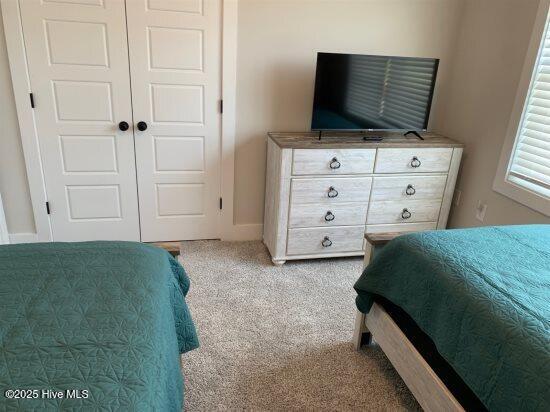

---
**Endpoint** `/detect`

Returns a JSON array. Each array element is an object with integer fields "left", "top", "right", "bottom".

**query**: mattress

[
  {"left": 355, "top": 225, "right": 550, "bottom": 411},
  {"left": 0, "top": 241, "right": 198, "bottom": 410}
]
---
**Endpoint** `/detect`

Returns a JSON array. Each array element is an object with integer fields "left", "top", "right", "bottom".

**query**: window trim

[{"left": 493, "top": 0, "right": 550, "bottom": 217}]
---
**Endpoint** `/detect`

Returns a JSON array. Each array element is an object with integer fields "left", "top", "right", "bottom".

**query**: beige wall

[
  {"left": 234, "top": 0, "right": 463, "bottom": 224},
  {"left": 436, "top": 0, "right": 549, "bottom": 227},
  {"left": 0, "top": 6, "right": 35, "bottom": 234},
  {"left": 1, "top": 0, "right": 547, "bottom": 236}
]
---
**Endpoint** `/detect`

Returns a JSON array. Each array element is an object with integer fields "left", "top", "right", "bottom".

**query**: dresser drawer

[
  {"left": 289, "top": 202, "right": 368, "bottom": 228},
  {"left": 287, "top": 225, "right": 365, "bottom": 256},
  {"left": 292, "top": 149, "right": 376, "bottom": 175},
  {"left": 370, "top": 175, "right": 447, "bottom": 201},
  {"left": 290, "top": 177, "right": 372, "bottom": 204},
  {"left": 375, "top": 148, "right": 453, "bottom": 173},
  {"left": 367, "top": 200, "right": 441, "bottom": 224}
]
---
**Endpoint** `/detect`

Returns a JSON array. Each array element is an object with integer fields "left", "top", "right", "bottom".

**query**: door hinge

[
  {"left": 30, "top": 93, "right": 35, "bottom": 108},
  {"left": 45, "top": 201, "right": 51, "bottom": 215},
  {"left": 219, "top": 197, "right": 223, "bottom": 210},
  {"left": 219, "top": 99, "right": 223, "bottom": 114}
]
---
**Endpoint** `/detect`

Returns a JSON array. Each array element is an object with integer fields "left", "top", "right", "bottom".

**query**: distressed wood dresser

[{"left": 263, "top": 131, "right": 464, "bottom": 265}]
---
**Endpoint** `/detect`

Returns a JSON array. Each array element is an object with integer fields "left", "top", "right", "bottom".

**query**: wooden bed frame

[{"left": 353, "top": 233, "right": 464, "bottom": 412}]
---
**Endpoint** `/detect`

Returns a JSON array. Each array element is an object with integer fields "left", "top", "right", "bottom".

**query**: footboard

[{"left": 359, "top": 304, "right": 463, "bottom": 412}]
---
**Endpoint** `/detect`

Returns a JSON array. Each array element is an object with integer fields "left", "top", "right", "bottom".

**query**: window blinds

[
  {"left": 346, "top": 55, "right": 387, "bottom": 125},
  {"left": 344, "top": 55, "right": 436, "bottom": 130},
  {"left": 508, "top": 13, "right": 550, "bottom": 198},
  {"left": 382, "top": 57, "right": 436, "bottom": 129}
]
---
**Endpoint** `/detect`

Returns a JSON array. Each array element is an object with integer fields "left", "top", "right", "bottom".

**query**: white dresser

[{"left": 263, "top": 132, "right": 463, "bottom": 265}]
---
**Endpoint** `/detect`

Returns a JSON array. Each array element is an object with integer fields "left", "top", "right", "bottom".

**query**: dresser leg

[{"left": 272, "top": 258, "right": 286, "bottom": 266}]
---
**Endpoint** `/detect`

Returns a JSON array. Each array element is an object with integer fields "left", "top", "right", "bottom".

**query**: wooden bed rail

[{"left": 358, "top": 304, "right": 464, "bottom": 412}]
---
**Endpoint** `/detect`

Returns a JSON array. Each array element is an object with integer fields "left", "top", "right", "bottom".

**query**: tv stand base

[{"left": 404, "top": 130, "right": 424, "bottom": 140}]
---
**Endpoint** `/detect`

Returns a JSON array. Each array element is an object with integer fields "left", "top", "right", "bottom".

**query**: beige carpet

[{"left": 178, "top": 240, "right": 420, "bottom": 411}]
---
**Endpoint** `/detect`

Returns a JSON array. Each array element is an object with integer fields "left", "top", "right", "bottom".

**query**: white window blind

[
  {"left": 383, "top": 57, "right": 437, "bottom": 129},
  {"left": 345, "top": 55, "right": 387, "bottom": 126},
  {"left": 344, "top": 55, "right": 436, "bottom": 130},
  {"left": 508, "top": 11, "right": 550, "bottom": 198}
]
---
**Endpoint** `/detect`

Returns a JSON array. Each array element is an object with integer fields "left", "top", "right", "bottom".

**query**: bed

[
  {"left": 353, "top": 225, "right": 550, "bottom": 411},
  {"left": 0, "top": 241, "right": 198, "bottom": 410}
]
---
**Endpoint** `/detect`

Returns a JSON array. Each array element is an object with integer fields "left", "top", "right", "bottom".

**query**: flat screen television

[{"left": 311, "top": 52, "right": 439, "bottom": 131}]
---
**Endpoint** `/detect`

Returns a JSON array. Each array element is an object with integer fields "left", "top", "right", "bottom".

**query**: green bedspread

[
  {"left": 0, "top": 241, "right": 198, "bottom": 411},
  {"left": 354, "top": 225, "right": 550, "bottom": 411}
]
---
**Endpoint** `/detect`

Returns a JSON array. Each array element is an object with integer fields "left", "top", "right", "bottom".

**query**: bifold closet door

[
  {"left": 126, "top": 0, "right": 222, "bottom": 242},
  {"left": 18, "top": 0, "right": 140, "bottom": 241}
]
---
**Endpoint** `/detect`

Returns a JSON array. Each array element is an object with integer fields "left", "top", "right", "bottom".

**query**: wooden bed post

[
  {"left": 353, "top": 309, "right": 371, "bottom": 350},
  {"left": 353, "top": 232, "right": 404, "bottom": 350},
  {"left": 353, "top": 235, "right": 377, "bottom": 350}
]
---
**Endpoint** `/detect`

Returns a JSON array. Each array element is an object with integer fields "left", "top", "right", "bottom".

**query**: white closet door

[
  {"left": 19, "top": 0, "right": 140, "bottom": 241},
  {"left": 126, "top": 0, "right": 222, "bottom": 242}
]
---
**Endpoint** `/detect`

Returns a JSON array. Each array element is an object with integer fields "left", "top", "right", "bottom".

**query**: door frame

[{"left": 1, "top": 0, "right": 238, "bottom": 242}]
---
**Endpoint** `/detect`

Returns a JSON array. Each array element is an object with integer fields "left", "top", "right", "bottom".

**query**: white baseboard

[
  {"left": 8, "top": 233, "right": 40, "bottom": 244},
  {"left": 222, "top": 224, "right": 263, "bottom": 241},
  {"left": 8, "top": 226, "right": 263, "bottom": 244}
]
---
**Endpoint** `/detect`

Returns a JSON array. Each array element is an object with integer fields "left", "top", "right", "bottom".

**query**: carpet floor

[{"left": 178, "top": 240, "right": 420, "bottom": 411}]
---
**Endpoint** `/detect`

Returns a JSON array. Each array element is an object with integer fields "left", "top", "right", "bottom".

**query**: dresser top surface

[{"left": 268, "top": 131, "right": 464, "bottom": 149}]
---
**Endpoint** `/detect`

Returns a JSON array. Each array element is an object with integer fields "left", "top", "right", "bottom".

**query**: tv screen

[{"left": 311, "top": 53, "right": 439, "bottom": 131}]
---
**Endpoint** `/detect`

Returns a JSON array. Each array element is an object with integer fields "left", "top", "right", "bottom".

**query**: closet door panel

[
  {"left": 127, "top": 0, "right": 222, "bottom": 241},
  {"left": 19, "top": 0, "right": 140, "bottom": 241}
]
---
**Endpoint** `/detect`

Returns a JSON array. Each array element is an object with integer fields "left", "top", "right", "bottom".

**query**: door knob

[
  {"left": 137, "top": 121, "right": 148, "bottom": 131},
  {"left": 118, "top": 121, "right": 129, "bottom": 131}
]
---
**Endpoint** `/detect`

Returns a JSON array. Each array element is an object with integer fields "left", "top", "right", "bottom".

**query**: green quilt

[
  {"left": 0, "top": 241, "right": 198, "bottom": 411},
  {"left": 354, "top": 225, "right": 550, "bottom": 411}
]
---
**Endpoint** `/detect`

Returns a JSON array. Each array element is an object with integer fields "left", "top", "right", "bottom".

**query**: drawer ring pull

[
  {"left": 405, "top": 184, "right": 416, "bottom": 196},
  {"left": 410, "top": 156, "right": 422, "bottom": 168},
  {"left": 401, "top": 208, "right": 412, "bottom": 220},
  {"left": 325, "top": 211, "right": 335, "bottom": 222},
  {"left": 327, "top": 186, "right": 339, "bottom": 198},
  {"left": 329, "top": 157, "right": 341, "bottom": 169},
  {"left": 321, "top": 236, "right": 333, "bottom": 247}
]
